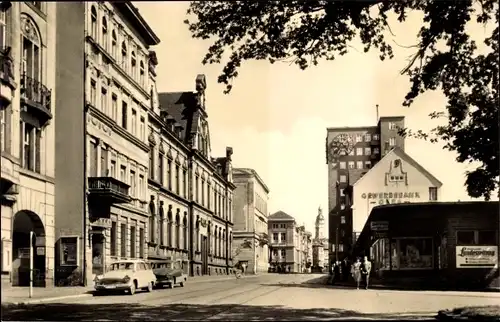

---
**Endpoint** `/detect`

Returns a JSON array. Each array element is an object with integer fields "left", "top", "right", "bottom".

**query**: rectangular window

[
  {"left": 139, "top": 228, "right": 145, "bottom": 258},
  {"left": 121, "top": 102, "right": 128, "bottom": 129},
  {"left": 374, "top": 147, "right": 380, "bottom": 154},
  {"left": 428, "top": 187, "right": 437, "bottom": 201},
  {"left": 111, "top": 94, "right": 118, "bottom": 121},
  {"left": 273, "top": 233, "right": 278, "bottom": 241},
  {"left": 175, "top": 164, "right": 180, "bottom": 195},
  {"left": 348, "top": 161, "right": 355, "bottom": 169},
  {"left": 201, "top": 179, "right": 205, "bottom": 205},
  {"left": 110, "top": 160, "right": 116, "bottom": 178},
  {"left": 120, "top": 223, "right": 127, "bottom": 257},
  {"left": 100, "top": 146, "right": 108, "bottom": 176},
  {"left": 389, "top": 137, "right": 396, "bottom": 146},
  {"left": 340, "top": 189, "right": 345, "bottom": 196},
  {"left": 340, "top": 216, "right": 346, "bottom": 224},
  {"left": 339, "top": 175, "right": 347, "bottom": 183},
  {"left": 355, "top": 135, "right": 362, "bottom": 143},
  {"left": 281, "top": 249, "right": 286, "bottom": 257},
  {"left": 110, "top": 221, "right": 117, "bottom": 256},
  {"left": 1, "top": 107, "right": 8, "bottom": 152},
  {"left": 0, "top": 10, "right": 5, "bottom": 50},
  {"left": 140, "top": 116, "right": 145, "bottom": 141},
  {"left": 130, "top": 226, "right": 136, "bottom": 258},
  {"left": 139, "top": 174, "right": 144, "bottom": 199},
  {"left": 478, "top": 231, "right": 496, "bottom": 245},
  {"left": 457, "top": 231, "right": 475, "bottom": 245},
  {"left": 120, "top": 165, "right": 126, "bottom": 183},
  {"left": 131, "top": 109, "right": 137, "bottom": 135},
  {"left": 373, "top": 134, "right": 379, "bottom": 141},
  {"left": 129, "top": 170, "right": 136, "bottom": 197},
  {"left": 90, "top": 80, "right": 97, "bottom": 106},
  {"left": 183, "top": 168, "right": 187, "bottom": 197},
  {"left": 101, "top": 87, "right": 108, "bottom": 113},
  {"left": 281, "top": 233, "right": 286, "bottom": 242},
  {"left": 167, "top": 159, "right": 172, "bottom": 190},
  {"left": 339, "top": 162, "right": 346, "bottom": 169},
  {"left": 89, "top": 140, "right": 98, "bottom": 177},
  {"left": 356, "top": 147, "right": 363, "bottom": 156},
  {"left": 364, "top": 147, "right": 371, "bottom": 155},
  {"left": 149, "top": 146, "right": 155, "bottom": 180},
  {"left": 158, "top": 153, "right": 164, "bottom": 185},
  {"left": 389, "top": 122, "right": 396, "bottom": 130},
  {"left": 356, "top": 161, "right": 363, "bottom": 169},
  {"left": 365, "top": 161, "right": 372, "bottom": 169},
  {"left": 195, "top": 175, "right": 199, "bottom": 202},
  {"left": 364, "top": 134, "right": 371, "bottom": 142}
]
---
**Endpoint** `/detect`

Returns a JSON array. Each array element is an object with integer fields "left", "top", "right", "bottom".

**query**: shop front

[{"left": 354, "top": 201, "right": 499, "bottom": 289}]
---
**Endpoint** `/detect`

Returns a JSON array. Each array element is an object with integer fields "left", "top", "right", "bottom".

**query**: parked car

[
  {"left": 94, "top": 259, "right": 156, "bottom": 295},
  {"left": 150, "top": 259, "right": 187, "bottom": 289}
]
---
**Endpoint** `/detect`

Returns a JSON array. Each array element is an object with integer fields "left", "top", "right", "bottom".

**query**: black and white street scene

[{"left": 0, "top": 1, "right": 499, "bottom": 321}]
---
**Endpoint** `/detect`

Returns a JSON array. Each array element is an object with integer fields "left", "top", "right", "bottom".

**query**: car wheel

[
  {"left": 146, "top": 281, "right": 153, "bottom": 292},
  {"left": 180, "top": 281, "right": 184, "bottom": 287},
  {"left": 129, "top": 281, "right": 136, "bottom": 295},
  {"left": 169, "top": 279, "right": 175, "bottom": 289}
]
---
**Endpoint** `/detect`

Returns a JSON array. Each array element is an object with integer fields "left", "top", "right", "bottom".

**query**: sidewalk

[{"left": 1, "top": 273, "right": 263, "bottom": 305}]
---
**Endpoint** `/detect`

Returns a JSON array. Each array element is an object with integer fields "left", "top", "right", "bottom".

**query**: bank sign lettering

[
  {"left": 456, "top": 246, "right": 498, "bottom": 268},
  {"left": 361, "top": 192, "right": 421, "bottom": 205}
]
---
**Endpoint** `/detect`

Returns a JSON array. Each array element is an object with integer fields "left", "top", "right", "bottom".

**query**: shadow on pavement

[
  {"left": 1, "top": 303, "right": 438, "bottom": 321},
  {"left": 261, "top": 276, "right": 500, "bottom": 293}
]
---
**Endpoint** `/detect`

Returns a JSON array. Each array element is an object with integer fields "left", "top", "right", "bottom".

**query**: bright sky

[{"left": 135, "top": 2, "right": 488, "bottom": 234}]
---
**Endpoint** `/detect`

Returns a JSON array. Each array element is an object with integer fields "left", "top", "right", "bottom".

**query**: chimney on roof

[{"left": 226, "top": 147, "right": 233, "bottom": 160}]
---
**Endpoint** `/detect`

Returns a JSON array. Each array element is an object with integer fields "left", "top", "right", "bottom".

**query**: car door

[{"left": 136, "top": 262, "right": 145, "bottom": 288}]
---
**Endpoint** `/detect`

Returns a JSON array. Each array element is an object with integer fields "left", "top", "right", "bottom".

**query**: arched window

[
  {"left": 183, "top": 213, "right": 188, "bottom": 250},
  {"left": 90, "top": 6, "right": 97, "bottom": 39},
  {"left": 167, "top": 211, "right": 173, "bottom": 247},
  {"left": 101, "top": 17, "right": 108, "bottom": 49},
  {"left": 139, "top": 61, "right": 145, "bottom": 86},
  {"left": 121, "top": 41, "right": 127, "bottom": 71},
  {"left": 175, "top": 213, "right": 180, "bottom": 249},
  {"left": 20, "top": 15, "right": 41, "bottom": 80},
  {"left": 131, "top": 51, "right": 137, "bottom": 79},
  {"left": 111, "top": 30, "right": 117, "bottom": 58}
]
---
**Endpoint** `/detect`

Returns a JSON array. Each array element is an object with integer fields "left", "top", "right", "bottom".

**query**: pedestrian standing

[
  {"left": 351, "top": 257, "right": 362, "bottom": 289},
  {"left": 361, "top": 256, "right": 372, "bottom": 290},
  {"left": 341, "top": 258, "right": 350, "bottom": 282}
]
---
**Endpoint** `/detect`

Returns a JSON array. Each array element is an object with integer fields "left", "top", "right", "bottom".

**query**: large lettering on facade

[{"left": 361, "top": 192, "right": 421, "bottom": 205}]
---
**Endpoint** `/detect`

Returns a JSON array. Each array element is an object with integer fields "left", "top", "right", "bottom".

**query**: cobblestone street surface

[{"left": 2, "top": 274, "right": 499, "bottom": 321}]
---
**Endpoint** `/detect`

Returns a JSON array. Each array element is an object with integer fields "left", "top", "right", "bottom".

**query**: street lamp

[{"left": 29, "top": 231, "right": 35, "bottom": 298}]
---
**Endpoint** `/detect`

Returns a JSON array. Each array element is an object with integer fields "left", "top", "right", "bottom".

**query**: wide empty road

[{"left": 2, "top": 274, "right": 499, "bottom": 321}]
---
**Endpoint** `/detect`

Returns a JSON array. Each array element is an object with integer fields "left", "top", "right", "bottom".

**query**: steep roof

[
  {"left": 353, "top": 146, "right": 443, "bottom": 187},
  {"left": 269, "top": 211, "right": 295, "bottom": 221},
  {"left": 157, "top": 91, "right": 199, "bottom": 145}
]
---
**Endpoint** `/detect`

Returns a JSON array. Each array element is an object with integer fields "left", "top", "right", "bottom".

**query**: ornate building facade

[
  {"left": 1, "top": 1, "right": 57, "bottom": 287},
  {"left": 154, "top": 75, "right": 235, "bottom": 277}
]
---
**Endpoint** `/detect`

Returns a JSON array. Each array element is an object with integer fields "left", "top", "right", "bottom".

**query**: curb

[{"left": 4, "top": 275, "right": 262, "bottom": 305}]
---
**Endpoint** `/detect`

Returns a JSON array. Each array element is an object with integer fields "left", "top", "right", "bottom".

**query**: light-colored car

[
  {"left": 150, "top": 259, "right": 188, "bottom": 289},
  {"left": 94, "top": 259, "right": 156, "bottom": 295}
]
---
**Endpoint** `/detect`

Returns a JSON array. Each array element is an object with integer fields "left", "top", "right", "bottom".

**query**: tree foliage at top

[{"left": 185, "top": 1, "right": 499, "bottom": 200}]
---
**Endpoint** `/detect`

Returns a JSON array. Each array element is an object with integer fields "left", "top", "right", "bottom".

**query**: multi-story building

[
  {"left": 232, "top": 168, "right": 270, "bottom": 274},
  {"left": 326, "top": 115, "right": 405, "bottom": 264},
  {"left": 312, "top": 207, "right": 328, "bottom": 272},
  {"left": 156, "top": 76, "right": 235, "bottom": 277},
  {"left": 1, "top": 1, "right": 57, "bottom": 287},
  {"left": 297, "top": 228, "right": 312, "bottom": 273},
  {"left": 52, "top": 2, "right": 161, "bottom": 286},
  {"left": 326, "top": 114, "right": 442, "bottom": 266},
  {"left": 268, "top": 211, "right": 308, "bottom": 273}
]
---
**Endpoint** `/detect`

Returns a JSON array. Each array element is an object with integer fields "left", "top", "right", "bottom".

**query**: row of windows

[
  {"left": 355, "top": 133, "right": 379, "bottom": 143},
  {"left": 89, "top": 5, "right": 149, "bottom": 90},
  {"left": 89, "top": 77, "right": 147, "bottom": 141},
  {"left": 272, "top": 249, "right": 287, "bottom": 257},
  {"left": 109, "top": 221, "right": 146, "bottom": 258},
  {"left": 255, "top": 193, "right": 268, "bottom": 215},
  {"left": 272, "top": 232, "right": 287, "bottom": 242},
  {"left": 339, "top": 160, "right": 373, "bottom": 172},
  {"left": 271, "top": 223, "right": 289, "bottom": 229},
  {"left": 456, "top": 230, "right": 496, "bottom": 246}
]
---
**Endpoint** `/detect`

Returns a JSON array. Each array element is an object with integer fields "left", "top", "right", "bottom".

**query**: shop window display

[{"left": 398, "top": 238, "right": 433, "bottom": 269}]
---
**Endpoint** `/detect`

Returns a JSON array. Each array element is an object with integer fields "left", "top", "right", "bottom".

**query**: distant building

[
  {"left": 312, "top": 207, "right": 329, "bottom": 271},
  {"left": 326, "top": 115, "right": 406, "bottom": 264},
  {"left": 268, "top": 211, "right": 309, "bottom": 273},
  {"left": 232, "top": 168, "right": 270, "bottom": 274}
]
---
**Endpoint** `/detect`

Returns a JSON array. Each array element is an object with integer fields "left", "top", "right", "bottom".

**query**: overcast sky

[{"left": 135, "top": 2, "right": 489, "bottom": 234}]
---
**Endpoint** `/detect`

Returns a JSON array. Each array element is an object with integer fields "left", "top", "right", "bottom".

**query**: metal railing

[
  {"left": 88, "top": 176, "right": 130, "bottom": 196},
  {"left": 20, "top": 73, "right": 52, "bottom": 111}
]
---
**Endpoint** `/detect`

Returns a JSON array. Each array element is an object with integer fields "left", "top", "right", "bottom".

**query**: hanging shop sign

[{"left": 455, "top": 246, "right": 498, "bottom": 268}]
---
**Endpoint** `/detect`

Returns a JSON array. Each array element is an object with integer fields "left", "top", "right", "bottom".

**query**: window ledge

[{"left": 19, "top": 167, "right": 54, "bottom": 184}]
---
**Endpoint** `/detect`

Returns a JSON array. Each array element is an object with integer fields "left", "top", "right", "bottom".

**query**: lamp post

[{"left": 29, "top": 231, "right": 35, "bottom": 298}]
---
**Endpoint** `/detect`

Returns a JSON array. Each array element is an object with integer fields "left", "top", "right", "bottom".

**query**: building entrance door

[
  {"left": 92, "top": 233, "right": 104, "bottom": 276},
  {"left": 201, "top": 236, "right": 208, "bottom": 275}
]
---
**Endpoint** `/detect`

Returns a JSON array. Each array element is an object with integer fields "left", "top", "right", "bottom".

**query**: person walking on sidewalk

[
  {"left": 361, "top": 256, "right": 372, "bottom": 290},
  {"left": 351, "top": 257, "right": 362, "bottom": 289}
]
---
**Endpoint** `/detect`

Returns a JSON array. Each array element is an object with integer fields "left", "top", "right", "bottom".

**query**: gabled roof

[
  {"left": 269, "top": 211, "right": 295, "bottom": 221},
  {"left": 353, "top": 146, "right": 443, "bottom": 188}
]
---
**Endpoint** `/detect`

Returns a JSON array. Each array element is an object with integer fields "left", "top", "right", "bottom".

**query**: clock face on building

[{"left": 327, "top": 133, "right": 354, "bottom": 163}]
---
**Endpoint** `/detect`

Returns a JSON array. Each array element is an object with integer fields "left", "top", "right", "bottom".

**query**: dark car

[{"left": 150, "top": 259, "right": 187, "bottom": 289}]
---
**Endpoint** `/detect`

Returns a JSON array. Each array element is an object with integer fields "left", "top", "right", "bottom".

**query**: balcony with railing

[
  {"left": 0, "top": 47, "right": 16, "bottom": 92},
  {"left": 20, "top": 73, "right": 52, "bottom": 126},
  {"left": 88, "top": 177, "right": 131, "bottom": 205}
]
